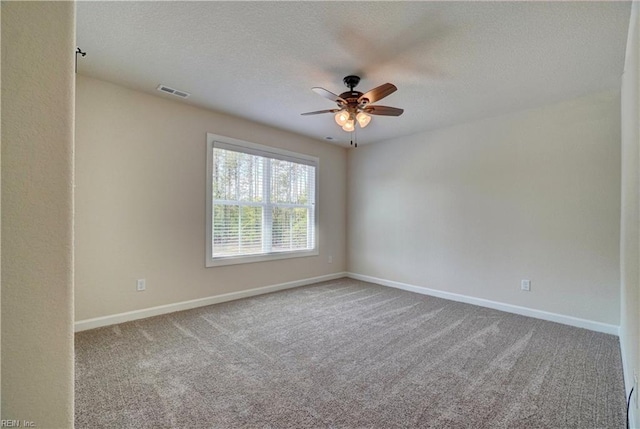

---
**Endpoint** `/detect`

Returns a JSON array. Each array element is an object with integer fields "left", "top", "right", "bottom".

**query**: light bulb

[
  {"left": 342, "top": 120, "right": 355, "bottom": 132},
  {"left": 334, "top": 111, "right": 349, "bottom": 126},
  {"left": 356, "top": 112, "right": 371, "bottom": 128}
]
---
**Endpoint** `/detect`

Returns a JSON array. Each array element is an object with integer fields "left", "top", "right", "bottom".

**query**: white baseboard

[
  {"left": 74, "top": 272, "right": 347, "bottom": 332},
  {"left": 346, "top": 272, "right": 620, "bottom": 336}
]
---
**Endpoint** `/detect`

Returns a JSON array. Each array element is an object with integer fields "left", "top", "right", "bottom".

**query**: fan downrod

[{"left": 343, "top": 75, "right": 361, "bottom": 91}]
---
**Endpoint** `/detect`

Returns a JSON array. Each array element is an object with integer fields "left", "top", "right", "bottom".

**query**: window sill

[{"left": 206, "top": 249, "right": 319, "bottom": 267}]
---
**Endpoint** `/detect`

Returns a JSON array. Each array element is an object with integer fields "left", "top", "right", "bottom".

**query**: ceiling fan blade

[
  {"left": 301, "top": 109, "right": 340, "bottom": 116},
  {"left": 312, "top": 87, "right": 346, "bottom": 104},
  {"left": 359, "top": 83, "right": 397, "bottom": 104},
  {"left": 363, "top": 105, "right": 404, "bottom": 116}
]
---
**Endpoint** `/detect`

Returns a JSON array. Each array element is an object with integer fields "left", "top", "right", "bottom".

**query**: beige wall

[
  {"left": 75, "top": 75, "right": 347, "bottom": 321},
  {"left": 1, "top": 0, "right": 3, "bottom": 409},
  {"left": 1, "top": 2, "right": 75, "bottom": 427},
  {"left": 620, "top": 2, "right": 640, "bottom": 426},
  {"left": 348, "top": 90, "right": 621, "bottom": 326}
]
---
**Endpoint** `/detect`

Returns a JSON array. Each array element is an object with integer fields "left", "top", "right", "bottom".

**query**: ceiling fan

[{"left": 301, "top": 75, "right": 404, "bottom": 134}]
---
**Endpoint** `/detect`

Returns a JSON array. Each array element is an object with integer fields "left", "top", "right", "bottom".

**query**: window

[{"left": 206, "top": 134, "right": 318, "bottom": 266}]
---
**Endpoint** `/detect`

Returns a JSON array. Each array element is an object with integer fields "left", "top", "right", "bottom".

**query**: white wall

[
  {"left": 1, "top": 2, "right": 75, "bottom": 426},
  {"left": 75, "top": 75, "right": 347, "bottom": 322},
  {"left": 620, "top": 2, "right": 640, "bottom": 427},
  {"left": 348, "top": 90, "right": 621, "bottom": 326}
]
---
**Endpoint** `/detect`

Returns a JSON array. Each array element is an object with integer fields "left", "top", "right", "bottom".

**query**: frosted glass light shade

[
  {"left": 356, "top": 112, "right": 371, "bottom": 128},
  {"left": 342, "top": 120, "right": 355, "bottom": 132},
  {"left": 334, "top": 111, "right": 349, "bottom": 126}
]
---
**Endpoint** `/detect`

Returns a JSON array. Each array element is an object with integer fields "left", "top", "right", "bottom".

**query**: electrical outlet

[
  {"left": 328, "top": 255, "right": 333, "bottom": 264},
  {"left": 521, "top": 279, "right": 531, "bottom": 291},
  {"left": 137, "top": 278, "right": 146, "bottom": 292}
]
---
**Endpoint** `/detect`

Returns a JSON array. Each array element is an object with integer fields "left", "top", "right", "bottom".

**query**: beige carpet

[{"left": 75, "top": 278, "right": 625, "bottom": 428}]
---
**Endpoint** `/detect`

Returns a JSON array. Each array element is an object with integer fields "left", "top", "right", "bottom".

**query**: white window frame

[{"left": 206, "top": 133, "right": 319, "bottom": 267}]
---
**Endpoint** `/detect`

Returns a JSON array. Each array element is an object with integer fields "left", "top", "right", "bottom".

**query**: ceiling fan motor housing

[
  {"left": 336, "top": 76, "right": 365, "bottom": 108},
  {"left": 338, "top": 91, "right": 368, "bottom": 107}
]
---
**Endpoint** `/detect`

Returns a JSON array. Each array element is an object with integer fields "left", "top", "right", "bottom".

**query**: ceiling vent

[{"left": 157, "top": 84, "right": 190, "bottom": 99}]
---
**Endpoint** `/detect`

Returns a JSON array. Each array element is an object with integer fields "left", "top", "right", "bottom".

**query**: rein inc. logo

[{"left": 1, "top": 421, "right": 35, "bottom": 428}]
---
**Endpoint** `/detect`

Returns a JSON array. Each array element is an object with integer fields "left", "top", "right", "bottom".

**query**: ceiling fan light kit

[{"left": 302, "top": 75, "right": 404, "bottom": 146}]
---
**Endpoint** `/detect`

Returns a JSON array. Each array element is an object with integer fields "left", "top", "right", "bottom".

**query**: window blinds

[{"left": 211, "top": 145, "right": 316, "bottom": 258}]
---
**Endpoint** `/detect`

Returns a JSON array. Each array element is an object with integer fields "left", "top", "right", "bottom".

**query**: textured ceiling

[{"left": 76, "top": 1, "right": 631, "bottom": 146}]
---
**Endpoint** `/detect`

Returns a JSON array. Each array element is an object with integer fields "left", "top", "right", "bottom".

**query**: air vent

[{"left": 156, "top": 84, "right": 190, "bottom": 99}]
